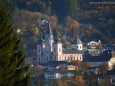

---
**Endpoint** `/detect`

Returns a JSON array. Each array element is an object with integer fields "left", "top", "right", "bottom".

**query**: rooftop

[
  {"left": 63, "top": 48, "right": 83, "bottom": 54},
  {"left": 83, "top": 50, "right": 112, "bottom": 62},
  {"left": 72, "top": 36, "right": 82, "bottom": 44}
]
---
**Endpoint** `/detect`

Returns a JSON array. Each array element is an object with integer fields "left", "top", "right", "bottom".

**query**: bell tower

[
  {"left": 72, "top": 36, "right": 83, "bottom": 50},
  {"left": 40, "top": 18, "right": 54, "bottom": 63},
  {"left": 52, "top": 29, "right": 63, "bottom": 61}
]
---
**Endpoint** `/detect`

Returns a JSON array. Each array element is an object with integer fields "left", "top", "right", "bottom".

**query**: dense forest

[{"left": 3, "top": 0, "right": 115, "bottom": 52}]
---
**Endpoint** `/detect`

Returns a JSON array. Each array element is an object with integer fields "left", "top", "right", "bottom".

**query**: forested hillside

[{"left": 3, "top": 0, "right": 115, "bottom": 52}]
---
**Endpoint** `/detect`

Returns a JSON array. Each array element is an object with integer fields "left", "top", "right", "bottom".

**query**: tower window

[{"left": 59, "top": 48, "right": 61, "bottom": 52}]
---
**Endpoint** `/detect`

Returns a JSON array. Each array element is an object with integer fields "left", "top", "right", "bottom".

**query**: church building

[{"left": 36, "top": 19, "right": 83, "bottom": 64}]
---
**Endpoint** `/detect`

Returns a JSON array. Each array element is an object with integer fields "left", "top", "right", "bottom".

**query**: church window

[
  {"left": 81, "top": 57, "right": 82, "bottom": 61},
  {"left": 33, "top": 58, "right": 37, "bottom": 65},
  {"left": 77, "top": 57, "right": 78, "bottom": 60},
  {"left": 59, "top": 48, "right": 61, "bottom": 52}
]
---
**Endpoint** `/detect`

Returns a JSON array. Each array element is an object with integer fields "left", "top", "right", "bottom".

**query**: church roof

[
  {"left": 83, "top": 50, "right": 112, "bottom": 62},
  {"left": 63, "top": 48, "right": 82, "bottom": 54},
  {"left": 72, "top": 36, "right": 82, "bottom": 44}
]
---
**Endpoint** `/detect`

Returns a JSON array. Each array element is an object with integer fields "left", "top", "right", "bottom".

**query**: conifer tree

[{"left": 0, "top": 5, "right": 30, "bottom": 86}]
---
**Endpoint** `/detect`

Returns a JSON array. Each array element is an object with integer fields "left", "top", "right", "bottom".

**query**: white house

[{"left": 44, "top": 70, "right": 75, "bottom": 79}]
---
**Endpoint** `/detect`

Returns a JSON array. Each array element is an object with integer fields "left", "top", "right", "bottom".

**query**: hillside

[{"left": 4, "top": 0, "right": 115, "bottom": 51}]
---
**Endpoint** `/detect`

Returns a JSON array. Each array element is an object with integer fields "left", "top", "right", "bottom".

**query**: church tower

[
  {"left": 52, "top": 29, "right": 63, "bottom": 61},
  {"left": 39, "top": 19, "right": 54, "bottom": 63},
  {"left": 72, "top": 36, "right": 83, "bottom": 50},
  {"left": 45, "top": 21, "right": 54, "bottom": 52}
]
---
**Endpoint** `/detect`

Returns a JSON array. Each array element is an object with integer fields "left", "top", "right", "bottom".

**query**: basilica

[{"left": 35, "top": 19, "right": 83, "bottom": 64}]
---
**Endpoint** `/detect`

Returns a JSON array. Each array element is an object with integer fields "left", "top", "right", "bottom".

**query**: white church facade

[{"left": 26, "top": 19, "right": 83, "bottom": 65}]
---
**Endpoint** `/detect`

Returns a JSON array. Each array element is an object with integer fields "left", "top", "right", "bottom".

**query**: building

[
  {"left": 108, "top": 51, "right": 115, "bottom": 69},
  {"left": 25, "top": 50, "right": 37, "bottom": 65},
  {"left": 44, "top": 69, "right": 75, "bottom": 80},
  {"left": 83, "top": 50, "right": 115, "bottom": 70},
  {"left": 35, "top": 19, "right": 83, "bottom": 64},
  {"left": 87, "top": 40, "right": 101, "bottom": 49}
]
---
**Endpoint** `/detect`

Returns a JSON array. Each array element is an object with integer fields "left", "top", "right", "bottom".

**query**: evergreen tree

[
  {"left": 0, "top": 5, "right": 30, "bottom": 86},
  {"left": 37, "top": 79, "right": 41, "bottom": 86}
]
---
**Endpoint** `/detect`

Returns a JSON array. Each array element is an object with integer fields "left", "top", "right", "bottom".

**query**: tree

[
  {"left": 75, "top": 76, "right": 84, "bottom": 86},
  {"left": 33, "top": 27, "right": 39, "bottom": 37},
  {"left": 53, "top": 78, "right": 62, "bottom": 86},
  {"left": 0, "top": 6, "right": 30, "bottom": 86},
  {"left": 51, "top": 0, "right": 78, "bottom": 21},
  {"left": 85, "top": 61, "right": 93, "bottom": 68},
  {"left": 99, "top": 63, "right": 109, "bottom": 74},
  {"left": 99, "top": 77, "right": 112, "bottom": 86},
  {"left": 72, "top": 60, "right": 81, "bottom": 66},
  {"left": 72, "top": 60, "right": 81, "bottom": 71},
  {"left": 61, "top": 77, "right": 68, "bottom": 86},
  {"left": 37, "top": 79, "right": 41, "bottom": 86}
]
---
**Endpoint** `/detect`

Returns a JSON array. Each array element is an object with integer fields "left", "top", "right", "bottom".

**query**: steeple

[
  {"left": 53, "top": 28, "right": 60, "bottom": 43},
  {"left": 38, "top": 32, "right": 44, "bottom": 44},
  {"left": 72, "top": 36, "right": 82, "bottom": 44},
  {"left": 46, "top": 22, "right": 52, "bottom": 35}
]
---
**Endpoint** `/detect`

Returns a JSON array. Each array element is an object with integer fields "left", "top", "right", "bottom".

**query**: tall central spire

[{"left": 46, "top": 21, "right": 52, "bottom": 35}]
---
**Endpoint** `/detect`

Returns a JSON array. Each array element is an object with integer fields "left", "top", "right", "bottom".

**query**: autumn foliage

[
  {"left": 53, "top": 78, "right": 62, "bottom": 86},
  {"left": 85, "top": 61, "right": 94, "bottom": 68},
  {"left": 75, "top": 76, "right": 84, "bottom": 86},
  {"left": 99, "top": 63, "right": 109, "bottom": 74},
  {"left": 72, "top": 60, "right": 81, "bottom": 66}
]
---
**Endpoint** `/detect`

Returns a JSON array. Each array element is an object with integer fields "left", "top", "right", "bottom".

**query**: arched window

[
  {"left": 59, "top": 47, "right": 61, "bottom": 52},
  {"left": 74, "top": 57, "right": 75, "bottom": 60},
  {"left": 65, "top": 57, "right": 66, "bottom": 60}
]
